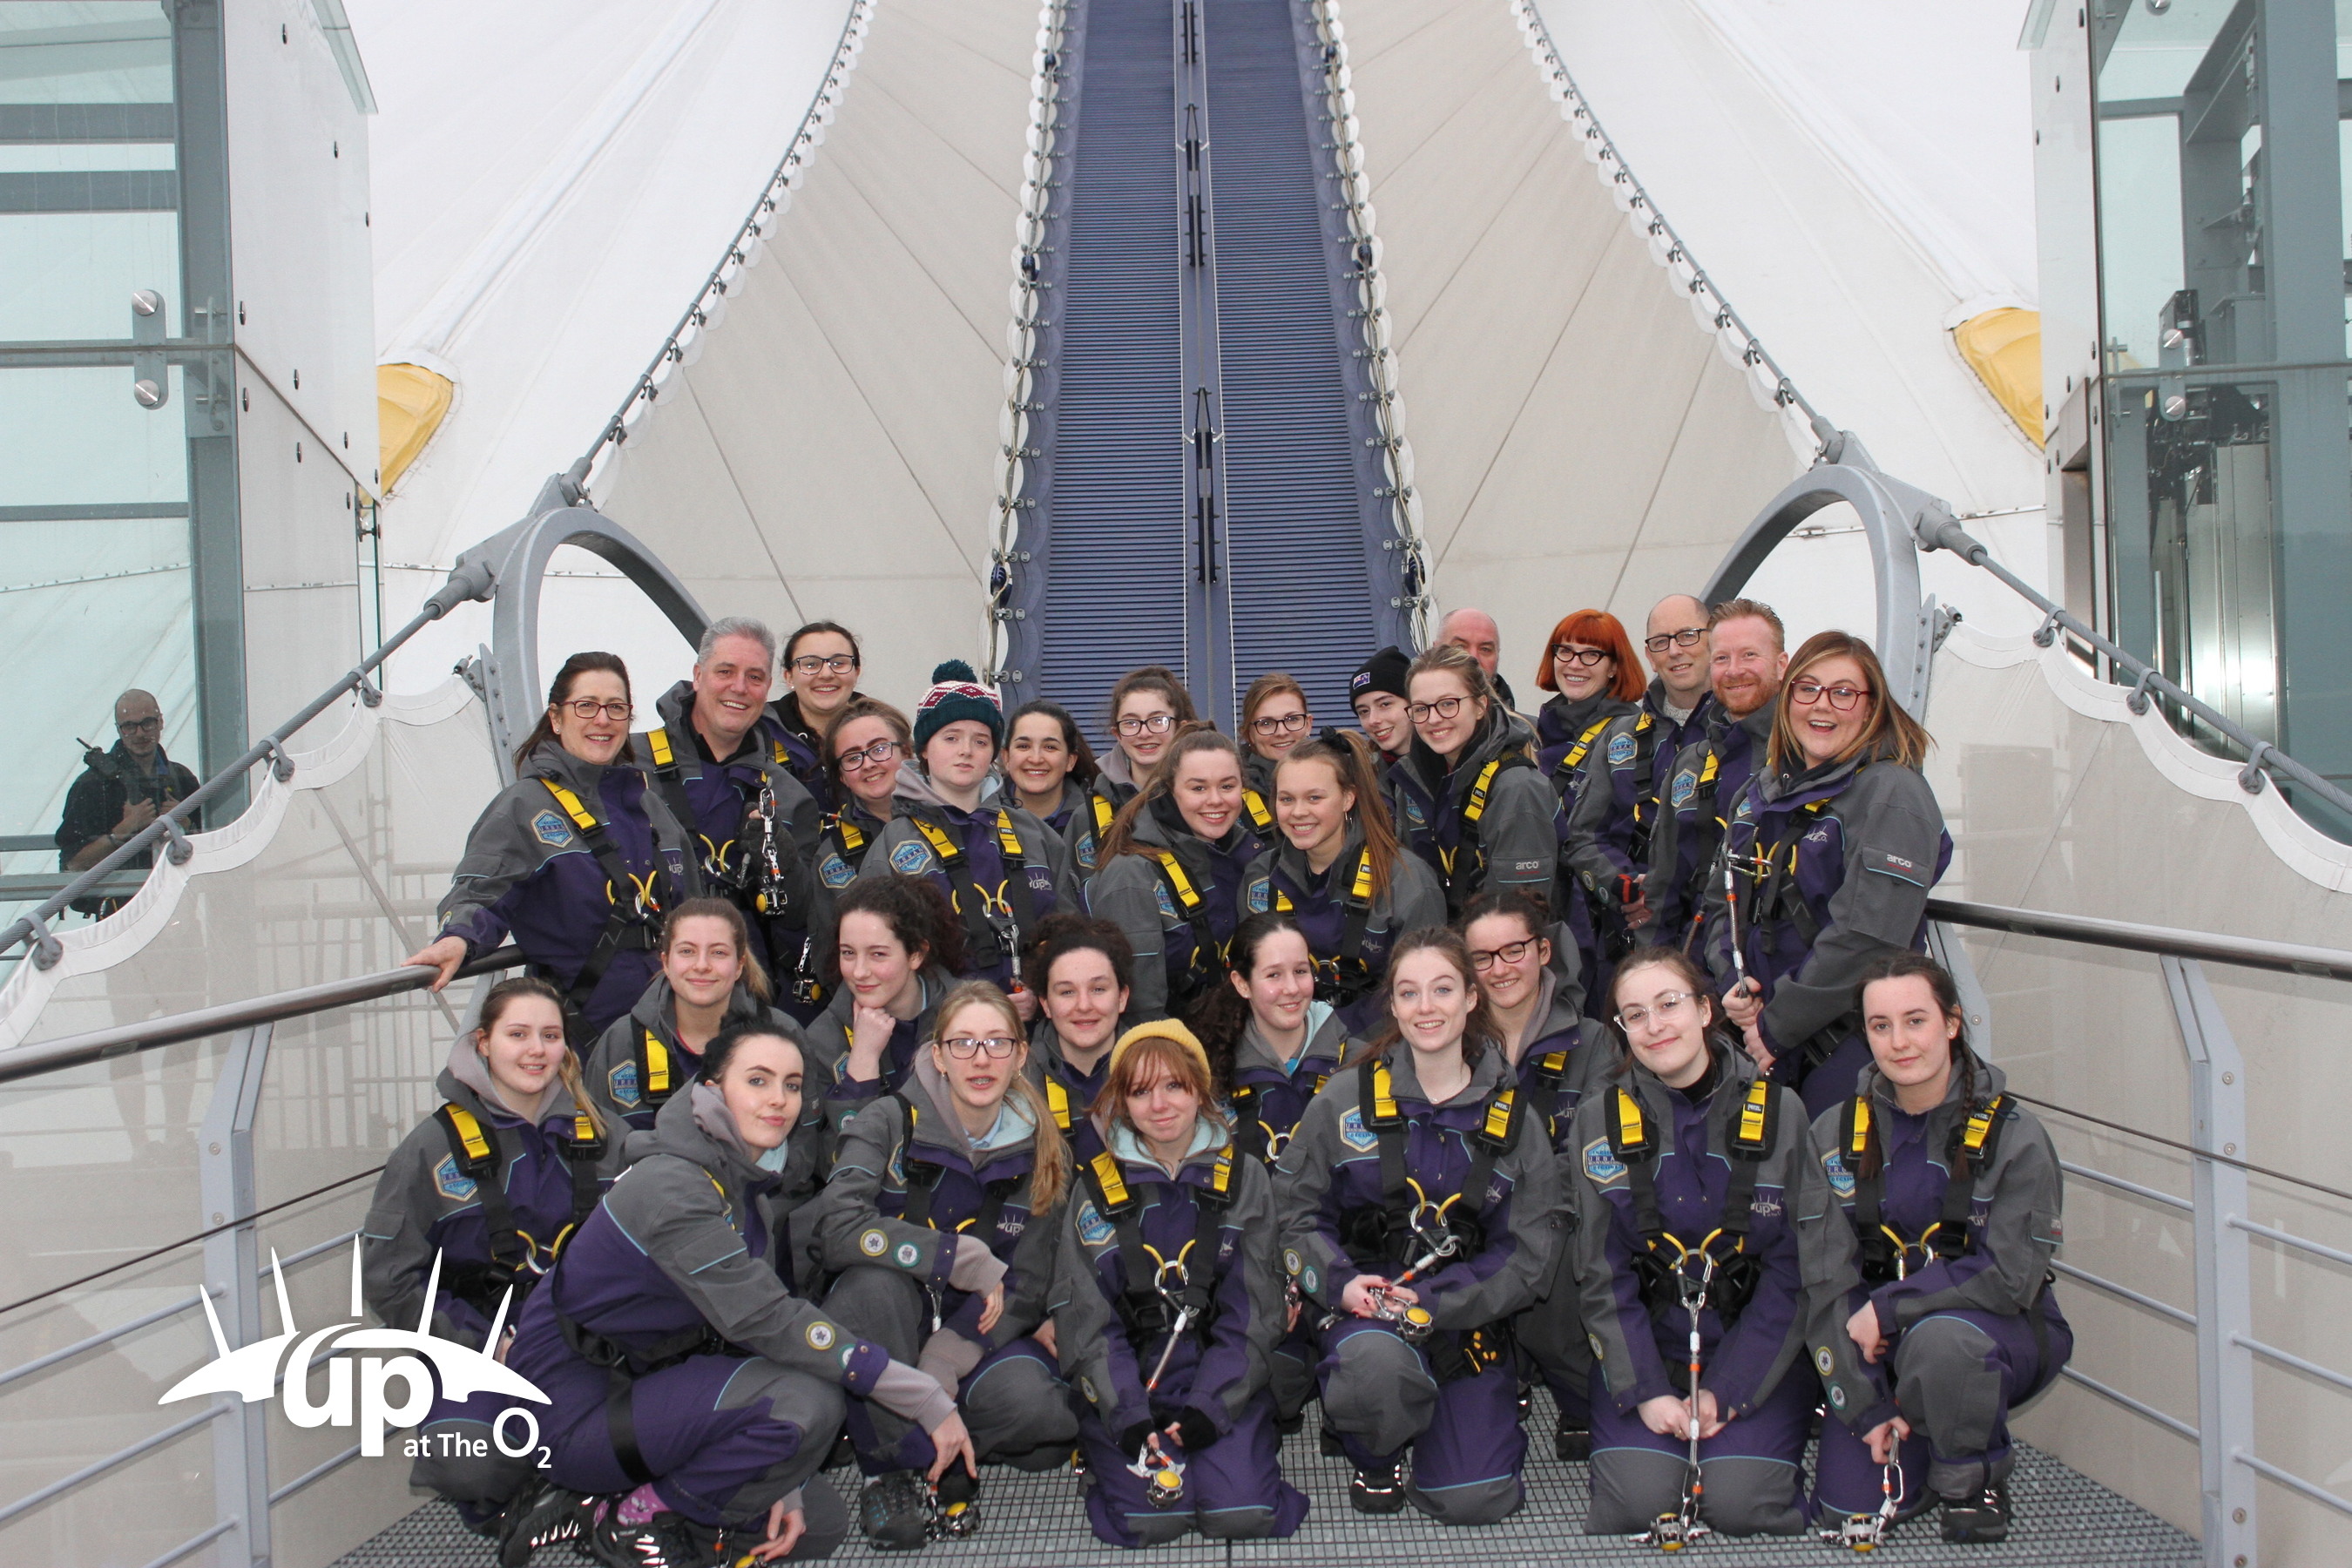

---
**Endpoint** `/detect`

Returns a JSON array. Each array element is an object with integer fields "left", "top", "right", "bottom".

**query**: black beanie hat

[{"left": 1348, "top": 645, "right": 1410, "bottom": 708}]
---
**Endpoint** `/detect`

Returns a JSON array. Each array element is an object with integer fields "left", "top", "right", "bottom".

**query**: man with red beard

[{"left": 1644, "top": 598, "right": 1788, "bottom": 943}]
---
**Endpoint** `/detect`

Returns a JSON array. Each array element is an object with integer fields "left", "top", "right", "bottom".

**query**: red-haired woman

[
  {"left": 1704, "top": 632, "right": 1950, "bottom": 1118},
  {"left": 1052, "top": 1021, "right": 1308, "bottom": 1547},
  {"left": 1531, "top": 609, "right": 1653, "bottom": 1004}
]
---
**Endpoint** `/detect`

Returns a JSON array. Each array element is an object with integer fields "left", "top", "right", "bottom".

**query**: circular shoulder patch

[
  {"left": 860, "top": 1228, "right": 889, "bottom": 1257},
  {"left": 1301, "top": 1265, "right": 1319, "bottom": 1294},
  {"left": 1282, "top": 1247, "right": 1302, "bottom": 1276},
  {"left": 1589, "top": 1332, "right": 1606, "bottom": 1362},
  {"left": 806, "top": 1321, "right": 836, "bottom": 1350},
  {"left": 1828, "top": 1383, "right": 1848, "bottom": 1409},
  {"left": 1815, "top": 1346, "right": 1835, "bottom": 1376},
  {"left": 896, "top": 1241, "right": 921, "bottom": 1267}
]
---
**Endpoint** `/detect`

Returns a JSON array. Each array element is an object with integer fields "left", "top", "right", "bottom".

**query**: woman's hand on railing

[{"left": 402, "top": 936, "right": 468, "bottom": 990}]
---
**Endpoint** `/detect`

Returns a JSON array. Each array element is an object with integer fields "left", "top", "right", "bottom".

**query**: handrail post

[
  {"left": 2163, "top": 958, "right": 2256, "bottom": 1568},
  {"left": 201, "top": 1024, "right": 274, "bottom": 1567}
]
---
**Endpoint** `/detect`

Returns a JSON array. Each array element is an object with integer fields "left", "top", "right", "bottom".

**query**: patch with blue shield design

[
  {"left": 1671, "top": 769, "right": 1697, "bottom": 808},
  {"left": 1246, "top": 878, "right": 1270, "bottom": 914},
  {"left": 1153, "top": 882, "right": 1178, "bottom": 920},
  {"left": 1339, "top": 1107, "right": 1377, "bottom": 1153},
  {"left": 531, "top": 810, "right": 574, "bottom": 848},
  {"left": 606, "top": 1060, "right": 641, "bottom": 1108},
  {"left": 1822, "top": 1149, "right": 1856, "bottom": 1200},
  {"left": 433, "top": 1154, "right": 478, "bottom": 1202},
  {"left": 1607, "top": 731, "right": 1637, "bottom": 767},
  {"left": 1077, "top": 1200, "right": 1114, "bottom": 1246},
  {"left": 889, "top": 838, "right": 931, "bottom": 875},
  {"left": 820, "top": 854, "right": 855, "bottom": 889},
  {"left": 1582, "top": 1136, "right": 1627, "bottom": 1186}
]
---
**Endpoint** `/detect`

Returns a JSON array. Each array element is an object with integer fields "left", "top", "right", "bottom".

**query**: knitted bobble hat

[{"left": 913, "top": 659, "right": 1005, "bottom": 752}]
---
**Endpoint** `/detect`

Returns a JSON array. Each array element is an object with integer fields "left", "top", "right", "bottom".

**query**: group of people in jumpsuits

[{"left": 362, "top": 598, "right": 2069, "bottom": 1565}]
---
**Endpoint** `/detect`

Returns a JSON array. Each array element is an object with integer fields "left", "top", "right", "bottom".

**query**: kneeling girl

[{"left": 1054, "top": 1020, "right": 1309, "bottom": 1547}]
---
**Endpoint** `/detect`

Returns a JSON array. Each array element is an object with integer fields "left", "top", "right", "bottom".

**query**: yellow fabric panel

[
  {"left": 377, "top": 362, "right": 455, "bottom": 493},
  {"left": 1953, "top": 308, "right": 2042, "bottom": 441}
]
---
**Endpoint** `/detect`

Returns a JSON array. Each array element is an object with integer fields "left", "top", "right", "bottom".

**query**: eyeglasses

[
  {"left": 836, "top": 738, "right": 900, "bottom": 770},
  {"left": 558, "top": 699, "right": 633, "bottom": 721},
  {"left": 1468, "top": 937, "right": 1538, "bottom": 970},
  {"left": 1405, "top": 694, "right": 1466, "bottom": 723},
  {"left": 1643, "top": 626, "right": 1707, "bottom": 654},
  {"left": 116, "top": 716, "right": 164, "bottom": 733},
  {"left": 1788, "top": 679, "right": 1872, "bottom": 712},
  {"left": 1250, "top": 711, "right": 1310, "bottom": 736},
  {"left": 1115, "top": 713, "right": 1179, "bottom": 737},
  {"left": 790, "top": 654, "right": 857, "bottom": 676},
  {"left": 1549, "top": 645, "right": 1612, "bottom": 667},
  {"left": 1614, "top": 991, "right": 1693, "bottom": 1031},
  {"left": 939, "top": 1035, "right": 1019, "bottom": 1059}
]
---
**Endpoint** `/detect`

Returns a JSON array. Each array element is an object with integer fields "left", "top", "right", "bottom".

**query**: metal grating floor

[{"left": 333, "top": 1394, "right": 2197, "bottom": 1567}]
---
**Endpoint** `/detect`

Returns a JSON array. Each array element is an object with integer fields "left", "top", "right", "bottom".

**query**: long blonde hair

[
  {"left": 476, "top": 977, "right": 605, "bottom": 1141},
  {"left": 929, "top": 980, "right": 1069, "bottom": 1212}
]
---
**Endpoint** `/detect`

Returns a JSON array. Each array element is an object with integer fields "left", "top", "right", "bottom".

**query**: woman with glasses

[
  {"left": 808, "top": 874, "right": 968, "bottom": 1130},
  {"left": 1004, "top": 700, "right": 1099, "bottom": 839},
  {"left": 1019, "top": 914, "right": 1138, "bottom": 1142},
  {"left": 1274, "top": 927, "right": 1559, "bottom": 1524},
  {"left": 362, "top": 977, "right": 618, "bottom": 1544},
  {"left": 1052, "top": 1019, "right": 1310, "bottom": 1547},
  {"left": 1069, "top": 666, "right": 1199, "bottom": 877},
  {"left": 1238, "top": 672, "right": 1313, "bottom": 806},
  {"left": 815, "top": 698, "right": 915, "bottom": 894},
  {"left": 1240, "top": 730, "right": 1443, "bottom": 1029},
  {"left": 1803, "top": 953, "right": 2071, "bottom": 1545},
  {"left": 859, "top": 663, "right": 1078, "bottom": 993},
  {"left": 1702, "top": 632, "right": 1950, "bottom": 1118},
  {"left": 1086, "top": 727, "right": 1267, "bottom": 1022},
  {"left": 1456, "top": 887, "right": 1598, "bottom": 1460},
  {"left": 408, "top": 652, "right": 701, "bottom": 1041},
  {"left": 1566, "top": 946, "right": 1821, "bottom": 1539},
  {"left": 1388, "top": 644, "right": 1556, "bottom": 919},
  {"left": 768, "top": 621, "right": 868, "bottom": 811},
  {"left": 807, "top": 982, "right": 1079, "bottom": 1548},
  {"left": 582, "top": 899, "right": 823, "bottom": 1133},
  {"left": 1531, "top": 610, "right": 1652, "bottom": 1006}
]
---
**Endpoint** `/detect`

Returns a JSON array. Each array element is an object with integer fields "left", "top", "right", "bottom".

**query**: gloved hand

[{"left": 1168, "top": 1407, "right": 1219, "bottom": 1451}]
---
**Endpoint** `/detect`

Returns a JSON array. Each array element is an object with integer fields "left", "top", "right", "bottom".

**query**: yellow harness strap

[
  {"left": 1482, "top": 1087, "right": 1519, "bottom": 1144},
  {"left": 1369, "top": 1062, "right": 1400, "bottom": 1123},
  {"left": 443, "top": 1104, "right": 493, "bottom": 1164},
  {"left": 995, "top": 810, "right": 1025, "bottom": 859},
  {"left": 1735, "top": 1077, "right": 1772, "bottom": 1152},
  {"left": 644, "top": 1031, "right": 672, "bottom": 1098},
  {"left": 1272, "top": 889, "right": 1294, "bottom": 913},
  {"left": 1092, "top": 793, "right": 1115, "bottom": 838},
  {"left": 1612, "top": 1085, "right": 1649, "bottom": 1153},
  {"left": 541, "top": 779, "right": 600, "bottom": 835},
  {"left": 836, "top": 815, "right": 866, "bottom": 854},
  {"left": 1206, "top": 1143, "right": 1235, "bottom": 1199},
  {"left": 1090, "top": 1149, "right": 1132, "bottom": 1212},
  {"left": 1242, "top": 789, "right": 1274, "bottom": 834},
  {"left": 1348, "top": 849, "right": 1375, "bottom": 904},
  {"left": 646, "top": 727, "right": 676, "bottom": 768},
  {"left": 1463, "top": 759, "right": 1504, "bottom": 824},
  {"left": 1560, "top": 717, "right": 1612, "bottom": 772},
  {"left": 1960, "top": 1095, "right": 2004, "bottom": 1159},
  {"left": 1151, "top": 850, "right": 1205, "bottom": 912},
  {"left": 1847, "top": 1096, "right": 1873, "bottom": 1160},
  {"left": 912, "top": 816, "right": 960, "bottom": 863},
  {"left": 1044, "top": 1077, "right": 1071, "bottom": 1132}
]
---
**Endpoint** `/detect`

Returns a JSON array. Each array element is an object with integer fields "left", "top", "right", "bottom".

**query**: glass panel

[{"left": 0, "top": 3, "right": 179, "bottom": 341}]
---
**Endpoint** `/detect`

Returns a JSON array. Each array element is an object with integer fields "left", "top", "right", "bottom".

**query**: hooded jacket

[
  {"left": 361, "top": 1037, "right": 618, "bottom": 1349},
  {"left": 510, "top": 1082, "right": 956, "bottom": 1433},
  {"left": 1240, "top": 821, "right": 1446, "bottom": 1026},
  {"left": 581, "top": 977, "right": 823, "bottom": 1133},
  {"left": 1084, "top": 794, "right": 1264, "bottom": 1019},
  {"left": 639, "top": 680, "right": 821, "bottom": 934},
  {"left": 435, "top": 741, "right": 699, "bottom": 1037},
  {"left": 1493, "top": 925, "right": 1594, "bottom": 1157},
  {"left": 1802, "top": 1058, "right": 2067, "bottom": 1433},
  {"left": 1699, "top": 743, "right": 1950, "bottom": 1068},
  {"left": 1387, "top": 707, "right": 1555, "bottom": 916},
  {"left": 1565, "top": 1039, "right": 1822, "bottom": 1418},
  {"left": 858, "top": 767, "right": 1076, "bottom": 989},
  {"left": 803, "top": 968, "right": 950, "bottom": 1128},
  {"left": 1646, "top": 701, "right": 1776, "bottom": 943},
  {"left": 1224, "top": 1004, "right": 1354, "bottom": 1165},
  {"left": 805, "top": 1060, "right": 1062, "bottom": 1354},
  {"left": 1559, "top": 685, "right": 1711, "bottom": 932},
  {"left": 1273, "top": 1045, "right": 1561, "bottom": 1333},
  {"left": 767, "top": 689, "right": 868, "bottom": 816},
  {"left": 1064, "top": 749, "right": 1143, "bottom": 880},
  {"left": 1052, "top": 1119, "right": 1284, "bottom": 1445}
]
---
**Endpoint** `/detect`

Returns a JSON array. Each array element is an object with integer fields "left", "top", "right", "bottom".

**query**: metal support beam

[
  {"left": 199, "top": 1024, "right": 274, "bottom": 1568},
  {"left": 2163, "top": 956, "right": 2256, "bottom": 1568}
]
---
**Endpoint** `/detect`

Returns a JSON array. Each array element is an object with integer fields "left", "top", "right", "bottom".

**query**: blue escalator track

[{"left": 1006, "top": 0, "right": 1407, "bottom": 739}]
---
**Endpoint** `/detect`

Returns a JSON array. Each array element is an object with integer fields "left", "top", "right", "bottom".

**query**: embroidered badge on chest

[
  {"left": 1671, "top": 770, "right": 1697, "bottom": 808},
  {"left": 606, "top": 1061, "right": 641, "bottom": 1108},
  {"left": 1246, "top": 880, "right": 1270, "bottom": 915},
  {"left": 820, "top": 854, "right": 855, "bottom": 889},
  {"left": 1077, "top": 1200, "right": 1114, "bottom": 1247},
  {"left": 889, "top": 839, "right": 931, "bottom": 876},
  {"left": 1153, "top": 883, "right": 1179, "bottom": 920},
  {"left": 1822, "top": 1151, "right": 1856, "bottom": 1200},
  {"left": 1582, "top": 1137, "right": 1627, "bottom": 1186},
  {"left": 1607, "top": 731, "right": 1637, "bottom": 767},
  {"left": 1338, "top": 1107, "right": 1377, "bottom": 1153},
  {"left": 433, "top": 1155, "right": 478, "bottom": 1202},
  {"left": 531, "top": 810, "right": 574, "bottom": 849}
]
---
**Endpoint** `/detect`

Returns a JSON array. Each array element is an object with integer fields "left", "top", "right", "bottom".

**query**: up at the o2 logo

[{"left": 161, "top": 1239, "right": 550, "bottom": 1463}]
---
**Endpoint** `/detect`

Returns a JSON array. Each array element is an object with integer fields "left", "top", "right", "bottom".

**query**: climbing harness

[
  {"left": 1635, "top": 1245, "right": 1717, "bottom": 1551},
  {"left": 433, "top": 1102, "right": 604, "bottom": 1314}
]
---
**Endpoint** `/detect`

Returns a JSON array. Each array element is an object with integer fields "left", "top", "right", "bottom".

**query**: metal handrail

[
  {"left": 1913, "top": 497, "right": 2352, "bottom": 825},
  {"left": 1517, "top": 0, "right": 1835, "bottom": 452},
  {"left": 0, "top": 558, "right": 501, "bottom": 968},
  {"left": 0, "top": 945, "right": 521, "bottom": 1085},
  {"left": 1926, "top": 896, "right": 2352, "bottom": 981},
  {"left": 576, "top": 0, "right": 872, "bottom": 487}
]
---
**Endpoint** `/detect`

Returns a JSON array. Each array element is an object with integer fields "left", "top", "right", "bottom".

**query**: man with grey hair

[
  {"left": 1437, "top": 605, "right": 1524, "bottom": 716},
  {"left": 639, "top": 616, "right": 828, "bottom": 1014}
]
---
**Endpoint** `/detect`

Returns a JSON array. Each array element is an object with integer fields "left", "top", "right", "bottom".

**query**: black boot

[
  {"left": 583, "top": 1505, "right": 705, "bottom": 1567},
  {"left": 1349, "top": 1459, "right": 1408, "bottom": 1515},
  {"left": 1940, "top": 1478, "right": 2011, "bottom": 1543},
  {"left": 1318, "top": 1417, "right": 1347, "bottom": 1457},
  {"left": 858, "top": 1470, "right": 933, "bottom": 1551},
  {"left": 495, "top": 1483, "right": 594, "bottom": 1566},
  {"left": 1553, "top": 1411, "right": 1592, "bottom": 1463}
]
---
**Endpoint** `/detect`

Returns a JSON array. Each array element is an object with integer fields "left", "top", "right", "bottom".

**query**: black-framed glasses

[
  {"left": 1468, "top": 937, "right": 1538, "bottom": 970},
  {"left": 939, "top": 1035, "right": 1019, "bottom": 1059},
  {"left": 790, "top": 653, "right": 857, "bottom": 676},
  {"left": 836, "top": 738, "right": 900, "bottom": 770},
  {"left": 1115, "top": 713, "right": 1179, "bottom": 737},
  {"left": 1643, "top": 626, "right": 1707, "bottom": 654},
  {"left": 116, "top": 715, "right": 164, "bottom": 733},
  {"left": 558, "top": 699, "right": 633, "bottom": 721},
  {"left": 1614, "top": 991, "right": 1693, "bottom": 1031},
  {"left": 1250, "top": 711, "right": 1310, "bottom": 736},
  {"left": 1788, "top": 679, "right": 1872, "bottom": 712},
  {"left": 1406, "top": 694, "right": 1466, "bottom": 723},
  {"left": 1549, "top": 645, "right": 1611, "bottom": 667}
]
